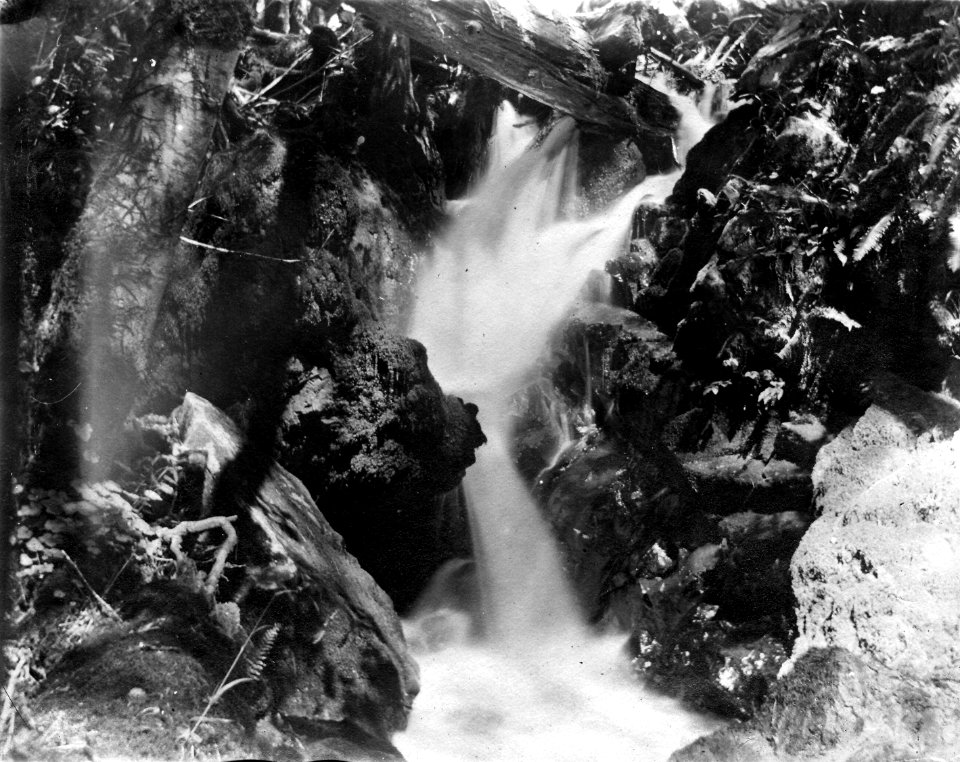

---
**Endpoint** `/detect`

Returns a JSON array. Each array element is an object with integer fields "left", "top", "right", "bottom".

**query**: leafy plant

[{"left": 183, "top": 618, "right": 281, "bottom": 749}]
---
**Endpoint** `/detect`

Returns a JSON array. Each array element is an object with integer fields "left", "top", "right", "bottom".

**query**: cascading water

[{"left": 398, "top": 94, "right": 717, "bottom": 761}]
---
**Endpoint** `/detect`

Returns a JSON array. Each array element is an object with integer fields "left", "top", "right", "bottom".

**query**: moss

[{"left": 155, "top": 0, "right": 253, "bottom": 49}]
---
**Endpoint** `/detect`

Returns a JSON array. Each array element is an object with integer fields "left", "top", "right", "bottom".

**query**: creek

[{"left": 397, "top": 91, "right": 717, "bottom": 760}]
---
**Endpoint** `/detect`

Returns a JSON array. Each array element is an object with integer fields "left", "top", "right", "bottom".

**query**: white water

[{"left": 399, "top": 96, "right": 718, "bottom": 761}]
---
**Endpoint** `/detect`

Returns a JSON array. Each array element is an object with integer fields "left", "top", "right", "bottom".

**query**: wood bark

[
  {"left": 350, "top": 0, "right": 678, "bottom": 137},
  {"left": 35, "top": 1, "right": 249, "bottom": 473}
]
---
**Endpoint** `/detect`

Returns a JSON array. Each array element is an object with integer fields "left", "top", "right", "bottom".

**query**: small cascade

[{"left": 398, "top": 97, "right": 719, "bottom": 760}]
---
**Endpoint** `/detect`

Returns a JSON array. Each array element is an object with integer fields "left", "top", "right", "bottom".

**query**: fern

[
  {"left": 948, "top": 211, "right": 960, "bottom": 272},
  {"left": 852, "top": 213, "right": 894, "bottom": 262},
  {"left": 244, "top": 622, "right": 280, "bottom": 681},
  {"left": 925, "top": 112, "right": 960, "bottom": 172},
  {"left": 187, "top": 613, "right": 279, "bottom": 742},
  {"left": 833, "top": 239, "right": 847, "bottom": 265}
]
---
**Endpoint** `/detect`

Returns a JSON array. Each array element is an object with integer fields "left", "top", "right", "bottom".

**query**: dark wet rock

[
  {"left": 428, "top": 72, "right": 502, "bottom": 199},
  {"left": 670, "top": 104, "right": 761, "bottom": 212},
  {"left": 537, "top": 430, "right": 710, "bottom": 619},
  {"left": 511, "top": 300, "right": 685, "bottom": 488},
  {"left": 689, "top": 254, "right": 726, "bottom": 301},
  {"left": 281, "top": 326, "right": 484, "bottom": 510},
  {"left": 271, "top": 716, "right": 408, "bottom": 762},
  {"left": 716, "top": 210, "right": 765, "bottom": 258},
  {"left": 279, "top": 326, "right": 484, "bottom": 610},
  {"left": 637, "top": 212, "right": 724, "bottom": 333},
  {"left": 607, "top": 239, "right": 660, "bottom": 309},
  {"left": 580, "top": 0, "right": 697, "bottom": 76},
  {"left": 175, "top": 392, "right": 420, "bottom": 739},
  {"left": 556, "top": 302, "right": 682, "bottom": 432},
  {"left": 649, "top": 214, "right": 689, "bottom": 253},
  {"left": 621, "top": 543, "right": 790, "bottom": 720},
  {"left": 709, "top": 510, "right": 810, "bottom": 623},
  {"left": 578, "top": 133, "right": 646, "bottom": 212},
  {"left": 771, "top": 113, "right": 846, "bottom": 179},
  {"left": 771, "top": 412, "right": 829, "bottom": 470},
  {"left": 684, "top": 0, "right": 753, "bottom": 37},
  {"left": 680, "top": 455, "right": 811, "bottom": 517}
]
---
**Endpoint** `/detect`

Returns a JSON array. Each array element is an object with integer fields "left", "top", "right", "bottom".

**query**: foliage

[
  {"left": 630, "top": 575, "right": 787, "bottom": 719},
  {"left": 9, "top": 412, "right": 254, "bottom": 709},
  {"left": 180, "top": 617, "right": 281, "bottom": 752},
  {"left": 651, "top": 3, "right": 960, "bottom": 423}
]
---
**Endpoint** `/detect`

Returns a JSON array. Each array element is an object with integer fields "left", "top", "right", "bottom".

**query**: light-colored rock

[{"left": 792, "top": 391, "right": 960, "bottom": 682}]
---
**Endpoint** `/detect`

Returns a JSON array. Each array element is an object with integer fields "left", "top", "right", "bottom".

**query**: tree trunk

[
  {"left": 34, "top": 0, "right": 251, "bottom": 475},
  {"left": 350, "top": 0, "right": 678, "bottom": 137}
]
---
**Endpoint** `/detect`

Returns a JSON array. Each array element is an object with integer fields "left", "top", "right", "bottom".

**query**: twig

[
  {"left": 101, "top": 554, "right": 133, "bottom": 597},
  {"left": 159, "top": 516, "right": 238, "bottom": 599},
  {"left": 58, "top": 551, "right": 122, "bottom": 621},
  {"left": 714, "top": 21, "right": 758, "bottom": 71},
  {"left": 647, "top": 48, "right": 704, "bottom": 90},
  {"left": 246, "top": 48, "right": 312, "bottom": 105},
  {"left": 29, "top": 381, "right": 82, "bottom": 405},
  {"left": 179, "top": 236, "right": 299, "bottom": 264}
]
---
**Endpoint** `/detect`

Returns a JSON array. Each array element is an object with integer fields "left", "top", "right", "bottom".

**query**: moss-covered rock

[
  {"left": 277, "top": 326, "right": 484, "bottom": 609},
  {"left": 672, "top": 646, "right": 960, "bottom": 761}
]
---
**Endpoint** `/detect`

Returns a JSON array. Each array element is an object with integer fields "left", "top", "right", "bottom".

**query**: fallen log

[{"left": 349, "top": 0, "right": 678, "bottom": 137}]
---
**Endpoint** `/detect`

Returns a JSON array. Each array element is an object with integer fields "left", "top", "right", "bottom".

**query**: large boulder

[
  {"left": 792, "top": 380, "right": 960, "bottom": 682},
  {"left": 175, "top": 392, "right": 420, "bottom": 739},
  {"left": 771, "top": 113, "right": 846, "bottom": 179},
  {"left": 279, "top": 326, "right": 485, "bottom": 610},
  {"left": 536, "top": 430, "right": 709, "bottom": 619},
  {"left": 672, "top": 378, "right": 960, "bottom": 759},
  {"left": 670, "top": 104, "right": 761, "bottom": 212},
  {"left": 672, "top": 646, "right": 960, "bottom": 761}
]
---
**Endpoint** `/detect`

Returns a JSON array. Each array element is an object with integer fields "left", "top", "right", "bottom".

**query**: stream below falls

[{"left": 397, "top": 98, "right": 720, "bottom": 761}]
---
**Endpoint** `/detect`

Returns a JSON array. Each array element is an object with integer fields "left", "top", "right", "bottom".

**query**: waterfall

[{"left": 397, "top": 99, "right": 718, "bottom": 761}]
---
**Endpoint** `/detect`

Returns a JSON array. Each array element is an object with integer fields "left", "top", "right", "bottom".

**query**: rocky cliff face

[{"left": 524, "top": 0, "right": 960, "bottom": 733}]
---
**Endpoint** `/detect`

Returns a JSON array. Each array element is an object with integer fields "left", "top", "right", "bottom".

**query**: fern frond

[
  {"left": 244, "top": 622, "right": 280, "bottom": 681},
  {"left": 853, "top": 213, "right": 894, "bottom": 262},
  {"left": 812, "top": 306, "right": 862, "bottom": 331},
  {"left": 948, "top": 212, "right": 960, "bottom": 272},
  {"left": 833, "top": 239, "right": 847, "bottom": 265},
  {"left": 923, "top": 110, "right": 960, "bottom": 175}
]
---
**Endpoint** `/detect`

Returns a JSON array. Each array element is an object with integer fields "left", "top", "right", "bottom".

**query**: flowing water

[{"left": 399, "top": 95, "right": 717, "bottom": 761}]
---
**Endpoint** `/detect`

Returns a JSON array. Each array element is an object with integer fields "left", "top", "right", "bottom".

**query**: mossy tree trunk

[{"left": 33, "top": 0, "right": 252, "bottom": 476}]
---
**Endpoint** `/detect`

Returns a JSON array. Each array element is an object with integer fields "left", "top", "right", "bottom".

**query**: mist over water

[{"left": 400, "top": 99, "right": 718, "bottom": 760}]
